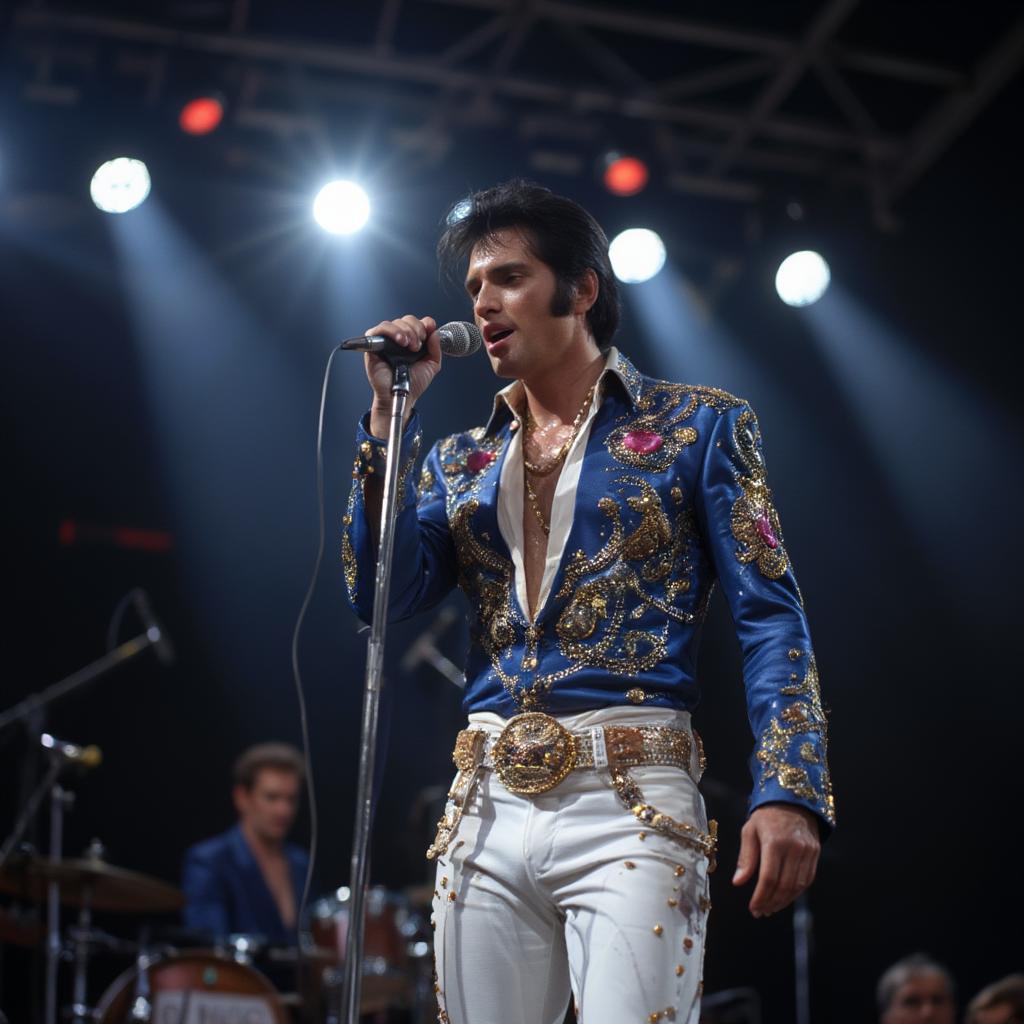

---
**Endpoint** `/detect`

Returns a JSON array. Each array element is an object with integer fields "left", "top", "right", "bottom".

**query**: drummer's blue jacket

[
  {"left": 342, "top": 351, "right": 835, "bottom": 831},
  {"left": 182, "top": 825, "right": 308, "bottom": 944}
]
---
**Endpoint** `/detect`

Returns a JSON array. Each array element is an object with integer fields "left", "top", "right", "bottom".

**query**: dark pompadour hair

[{"left": 437, "top": 180, "right": 620, "bottom": 352}]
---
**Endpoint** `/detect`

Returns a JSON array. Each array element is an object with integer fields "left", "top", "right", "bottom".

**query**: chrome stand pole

[
  {"left": 45, "top": 783, "right": 73, "bottom": 1024},
  {"left": 341, "top": 361, "right": 411, "bottom": 1024},
  {"left": 794, "top": 892, "right": 812, "bottom": 1024}
]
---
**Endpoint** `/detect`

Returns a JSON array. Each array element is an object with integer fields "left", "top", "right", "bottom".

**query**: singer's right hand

[{"left": 366, "top": 315, "right": 443, "bottom": 438}]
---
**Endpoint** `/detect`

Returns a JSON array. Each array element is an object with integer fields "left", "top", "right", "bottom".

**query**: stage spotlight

[
  {"left": 609, "top": 228, "right": 666, "bottom": 283},
  {"left": 603, "top": 154, "right": 649, "bottom": 197},
  {"left": 179, "top": 95, "right": 224, "bottom": 136},
  {"left": 775, "top": 250, "right": 831, "bottom": 307},
  {"left": 90, "top": 157, "right": 151, "bottom": 214},
  {"left": 313, "top": 180, "right": 370, "bottom": 235}
]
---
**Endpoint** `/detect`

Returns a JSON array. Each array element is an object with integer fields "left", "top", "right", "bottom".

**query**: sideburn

[{"left": 549, "top": 277, "right": 576, "bottom": 318}]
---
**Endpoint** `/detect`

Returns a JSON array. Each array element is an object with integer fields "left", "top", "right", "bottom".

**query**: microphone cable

[
  {"left": 292, "top": 329, "right": 475, "bottom": 934},
  {"left": 290, "top": 343, "right": 345, "bottom": 933}
]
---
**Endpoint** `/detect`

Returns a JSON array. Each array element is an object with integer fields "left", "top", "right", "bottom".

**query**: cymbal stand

[
  {"left": 67, "top": 839, "right": 106, "bottom": 1024},
  {"left": 68, "top": 884, "right": 93, "bottom": 1024},
  {"left": 342, "top": 358, "right": 412, "bottom": 1024},
  {"left": 129, "top": 925, "right": 153, "bottom": 1023},
  {"left": 45, "top": 782, "right": 74, "bottom": 1024}
]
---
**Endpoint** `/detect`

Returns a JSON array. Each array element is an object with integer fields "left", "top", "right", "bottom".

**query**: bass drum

[{"left": 95, "top": 950, "right": 290, "bottom": 1024}]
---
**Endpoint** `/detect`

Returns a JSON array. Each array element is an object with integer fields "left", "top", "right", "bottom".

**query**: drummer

[{"left": 182, "top": 742, "right": 309, "bottom": 946}]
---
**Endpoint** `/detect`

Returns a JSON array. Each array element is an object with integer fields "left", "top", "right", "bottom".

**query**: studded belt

[
  {"left": 453, "top": 712, "right": 701, "bottom": 796},
  {"left": 427, "top": 713, "right": 716, "bottom": 864}
]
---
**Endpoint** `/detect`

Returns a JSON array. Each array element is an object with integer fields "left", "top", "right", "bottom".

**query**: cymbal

[{"left": 0, "top": 855, "right": 184, "bottom": 913}]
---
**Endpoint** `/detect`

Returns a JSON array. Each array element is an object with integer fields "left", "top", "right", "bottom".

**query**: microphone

[
  {"left": 340, "top": 321, "right": 482, "bottom": 360},
  {"left": 131, "top": 589, "right": 176, "bottom": 667},
  {"left": 41, "top": 733, "right": 103, "bottom": 769}
]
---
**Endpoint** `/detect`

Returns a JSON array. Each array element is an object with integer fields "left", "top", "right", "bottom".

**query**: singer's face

[
  {"left": 234, "top": 768, "right": 300, "bottom": 843},
  {"left": 466, "top": 229, "right": 573, "bottom": 380}
]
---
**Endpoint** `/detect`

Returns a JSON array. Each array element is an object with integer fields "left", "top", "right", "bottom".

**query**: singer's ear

[{"left": 573, "top": 268, "right": 599, "bottom": 315}]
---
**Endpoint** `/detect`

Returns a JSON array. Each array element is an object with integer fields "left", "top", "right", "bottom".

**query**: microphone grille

[{"left": 437, "top": 321, "right": 482, "bottom": 357}]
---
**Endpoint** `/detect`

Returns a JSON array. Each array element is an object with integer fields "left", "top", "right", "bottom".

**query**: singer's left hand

[{"left": 732, "top": 804, "right": 820, "bottom": 917}]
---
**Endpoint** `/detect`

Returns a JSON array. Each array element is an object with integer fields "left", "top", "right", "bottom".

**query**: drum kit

[
  {"left": 0, "top": 848, "right": 436, "bottom": 1023},
  {"left": 0, "top": 592, "right": 447, "bottom": 1024}
]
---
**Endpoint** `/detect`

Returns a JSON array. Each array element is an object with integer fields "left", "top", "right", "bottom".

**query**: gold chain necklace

[
  {"left": 522, "top": 382, "right": 598, "bottom": 477},
  {"left": 524, "top": 469, "right": 552, "bottom": 535},
  {"left": 522, "top": 381, "right": 599, "bottom": 536}
]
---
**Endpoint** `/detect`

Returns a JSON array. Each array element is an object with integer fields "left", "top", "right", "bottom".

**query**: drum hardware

[
  {"left": 0, "top": 593, "right": 175, "bottom": 1024},
  {"left": 65, "top": 925, "right": 139, "bottom": 957},
  {"left": 301, "top": 884, "right": 432, "bottom": 1022},
  {"left": 0, "top": 751, "right": 76, "bottom": 1024},
  {"left": 127, "top": 925, "right": 153, "bottom": 1023},
  {"left": 1, "top": 844, "right": 186, "bottom": 1024},
  {"left": 47, "top": 781, "right": 73, "bottom": 1024},
  {"left": 94, "top": 951, "right": 290, "bottom": 1024},
  {"left": 218, "top": 932, "right": 266, "bottom": 965},
  {"left": 67, "top": 840, "right": 105, "bottom": 1024}
]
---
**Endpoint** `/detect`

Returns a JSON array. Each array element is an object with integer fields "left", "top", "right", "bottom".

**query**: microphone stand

[
  {"left": 0, "top": 625, "right": 169, "bottom": 735},
  {"left": 793, "top": 892, "right": 812, "bottom": 1024},
  {"left": 341, "top": 359, "right": 412, "bottom": 1024},
  {"left": 0, "top": 625, "right": 170, "bottom": 871}
]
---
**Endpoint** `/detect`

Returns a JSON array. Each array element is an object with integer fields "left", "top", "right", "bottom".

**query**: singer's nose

[{"left": 473, "top": 280, "right": 500, "bottom": 320}]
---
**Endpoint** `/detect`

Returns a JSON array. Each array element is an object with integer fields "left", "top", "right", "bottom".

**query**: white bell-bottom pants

[{"left": 431, "top": 706, "right": 712, "bottom": 1024}]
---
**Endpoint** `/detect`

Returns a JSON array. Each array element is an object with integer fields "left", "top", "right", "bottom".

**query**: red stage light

[
  {"left": 179, "top": 97, "right": 224, "bottom": 136},
  {"left": 57, "top": 520, "right": 173, "bottom": 552},
  {"left": 603, "top": 155, "right": 649, "bottom": 197}
]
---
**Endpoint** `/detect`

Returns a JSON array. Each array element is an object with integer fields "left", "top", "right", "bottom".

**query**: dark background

[{"left": 2, "top": 3, "right": 1022, "bottom": 1022}]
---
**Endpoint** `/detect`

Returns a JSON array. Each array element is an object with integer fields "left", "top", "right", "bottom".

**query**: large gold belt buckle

[{"left": 492, "top": 713, "right": 577, "bottom": 795}]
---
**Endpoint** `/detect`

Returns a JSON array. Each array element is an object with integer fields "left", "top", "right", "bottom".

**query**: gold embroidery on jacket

[
  {"left": 607, "top": 382, "right": 743, "bottom": 472},
  {"left": 755, "top": 652, "right": 835, "bottom": 823},
  {"left": 341, "top": 491, "right": 359, "bottom": 603},
  {"left": 728, "top": 408, "right": 789, "bottom": 580}
]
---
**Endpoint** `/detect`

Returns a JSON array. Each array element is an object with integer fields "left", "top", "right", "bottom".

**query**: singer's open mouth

[{"left": 487, "top": 328, "right": 514, "bottom": 344}]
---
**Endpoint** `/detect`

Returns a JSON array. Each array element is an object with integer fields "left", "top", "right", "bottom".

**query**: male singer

[{"left": 342, "top": 180, "right": 834, "bottom": 1024}]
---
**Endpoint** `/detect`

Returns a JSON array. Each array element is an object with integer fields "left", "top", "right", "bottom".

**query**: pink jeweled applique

[
  {"left": 466, "top": 450, "right": 496, "bottom": 474},
  {"left": 754, "top": 512, "right": 779, "bottom": 549},
  {"left": 621, "top": 430, "right": 664, "bottom": 454}
]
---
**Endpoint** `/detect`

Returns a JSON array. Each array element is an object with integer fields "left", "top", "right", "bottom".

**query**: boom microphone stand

[
  {"left": 0, "top": 591, "right": 173, "bottom": 738},
  {"left": 341, "top": 358, "right": 412, "bottom": 1024}
]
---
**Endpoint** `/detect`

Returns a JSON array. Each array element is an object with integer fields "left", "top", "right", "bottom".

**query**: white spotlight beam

[
  {"left": 775, "top": 250, "right": 830, "bottom": 307},
  {"left": 90, "top": 157, "right": 151, "bottom": 213},
  {"left": 313, "top": 180, "right": 370, "bottom": 235},
  {"left": 609, "top": 228, "right": 666, "bottom": 284}
]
